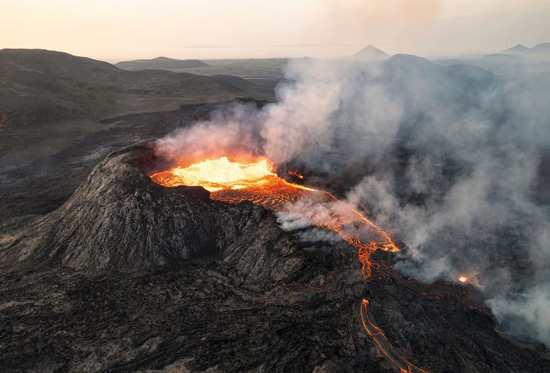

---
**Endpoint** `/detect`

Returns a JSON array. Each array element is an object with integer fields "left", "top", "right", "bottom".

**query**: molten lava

[
  {"left": 151, "top": 155, "right": 426, "bottom": 372},
  {"left": 287, "top": 168, "right": 305, "bottom": 180},
  {"left": 150, "top": 156, "right": 398, "bottom": 279},
  {"left": 361, "top": 300, "right": 428, "bottom": 373},
  {"left": 151, "top": 156, "right": 292, "bottom": 192}
]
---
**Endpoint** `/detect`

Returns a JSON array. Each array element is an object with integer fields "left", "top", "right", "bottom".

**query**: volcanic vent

[
  {"left": 150, "top": 154, "right": 399, "bottom": 280},
  {"left": 0, "top": 142, "right": 337, "bottom": 290}
]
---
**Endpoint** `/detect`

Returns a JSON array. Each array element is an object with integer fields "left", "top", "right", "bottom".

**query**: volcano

[
  {"left": 0, "top": 141, "right": 549, "bottom": 372},
  {"left": 353, "top": 45, "right": 390, "bottom": 60}
]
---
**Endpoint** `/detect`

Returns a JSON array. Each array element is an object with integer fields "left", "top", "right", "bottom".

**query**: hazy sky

[{"left": 1, "top": 0, "right": 550, "bottom": 61}]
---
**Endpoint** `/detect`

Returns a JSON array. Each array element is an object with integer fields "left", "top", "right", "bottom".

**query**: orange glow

[
  {"left": 150, "top": 154, "right": 426, "bottom": 372},
  {"left": 151, "top": 156, "right": 277, "bottom": 192},
  {"left": 361, "top": 300, "right": 428, "bottom": 373},
  {"left": 150, "top": 155, "right": 398, "bottom": 280},
  {"left": 287, "top": 168, "right": 304, "bottom": 179},
  {"left": 458, "top": 276, "right": 468, "bottom": 283}
]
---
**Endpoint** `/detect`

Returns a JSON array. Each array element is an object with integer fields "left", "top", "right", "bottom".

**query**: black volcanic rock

[
  {"left": 0, "top": 142, "right": 549, "bottom": 372},
  {"left": 367, "top": 255, "right": 550, "bottom": 373}
]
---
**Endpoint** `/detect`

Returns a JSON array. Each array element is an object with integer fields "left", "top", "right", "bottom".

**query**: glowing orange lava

[
  {"left": 361, "top": 300, "right": 428, "bottom": 373},
  {"left": 458, "top": 276, "right": 468, "bottom": 283},
  {"left": 152, "top": 156, "right": 289, "bottom": 192},
  {"left": 287, "top": 168, "right": 305, "bottom": 180},
  {"left": 151, "top": 155, "right": 426, "bottom": 371},
  {"left": 150, "top": 156, "right": 398, "bottom": 279}
]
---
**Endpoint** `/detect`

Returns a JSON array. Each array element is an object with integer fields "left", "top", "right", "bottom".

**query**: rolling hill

[
  {"left": 116, "top": 56, "right": 209, "bottom": 70},
  {"left": 0, "top": 49, "right": 274, "bottom": 164}
]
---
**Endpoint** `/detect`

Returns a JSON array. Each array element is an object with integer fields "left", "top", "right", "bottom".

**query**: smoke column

[{"left": 156, "top": 54, "right": 550, "bottom": 347}]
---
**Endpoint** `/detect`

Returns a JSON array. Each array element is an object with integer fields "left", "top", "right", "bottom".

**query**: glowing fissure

[{"left": 150, "top": 155, "right": 427, "bottom": 371}]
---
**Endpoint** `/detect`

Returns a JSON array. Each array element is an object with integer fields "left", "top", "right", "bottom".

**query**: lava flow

[
  {"left": 150, "top": 155, "right": 426, "bottom": 372},
  {"left": 150, "top": 156, "right": 398, "bottom": 279},
  {"left": 361, "top": 300, "right": 428, "bottom": 373}
]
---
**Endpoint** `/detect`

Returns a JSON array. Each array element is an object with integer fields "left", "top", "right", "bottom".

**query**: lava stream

[
  {"left": 361, "top": 300, "right": 428, "bottom": 373},
  {"left": 150, "top": 155, "right": 427, "bottom": 371}
]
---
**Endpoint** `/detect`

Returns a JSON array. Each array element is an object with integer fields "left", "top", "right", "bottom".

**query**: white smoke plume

[
  {"left": 154, "top": 103, "right": 264, "bottom": 165},
  {"left": 155, "top": 54, "right": 550, "bottom": 347},
  {"left": 262, "top": 58, "right": 402, "bottom": 171}
]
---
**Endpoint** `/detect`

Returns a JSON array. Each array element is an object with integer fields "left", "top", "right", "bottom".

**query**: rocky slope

[{"left": 0, "top": 142, "right": 321, "bottom": 287}]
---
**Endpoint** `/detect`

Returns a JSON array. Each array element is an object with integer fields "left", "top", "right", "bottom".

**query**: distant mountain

[
  {"left": 116, "top": 57, "right": 209, "bottom": 71},
  {"left": 502, "top": 43, "right": 550, "bottom": 56},
  {"left": 503, "top": 44, "right": 529, "bottom": 54},
  {"left": 353, "top": 45, "right": 389, "bottom": 60}
]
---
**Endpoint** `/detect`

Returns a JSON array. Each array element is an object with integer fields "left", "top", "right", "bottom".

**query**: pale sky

[{"left": 1, "top": 0, "right": 550, "bottom": 61}]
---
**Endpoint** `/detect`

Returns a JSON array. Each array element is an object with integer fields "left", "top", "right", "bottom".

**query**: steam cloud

[
  {"left": 155, "top": 103, "right": 264, "bottom": 165},
  {"left": 156, "top": 54, "right": 550, "bottom": 347}
]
